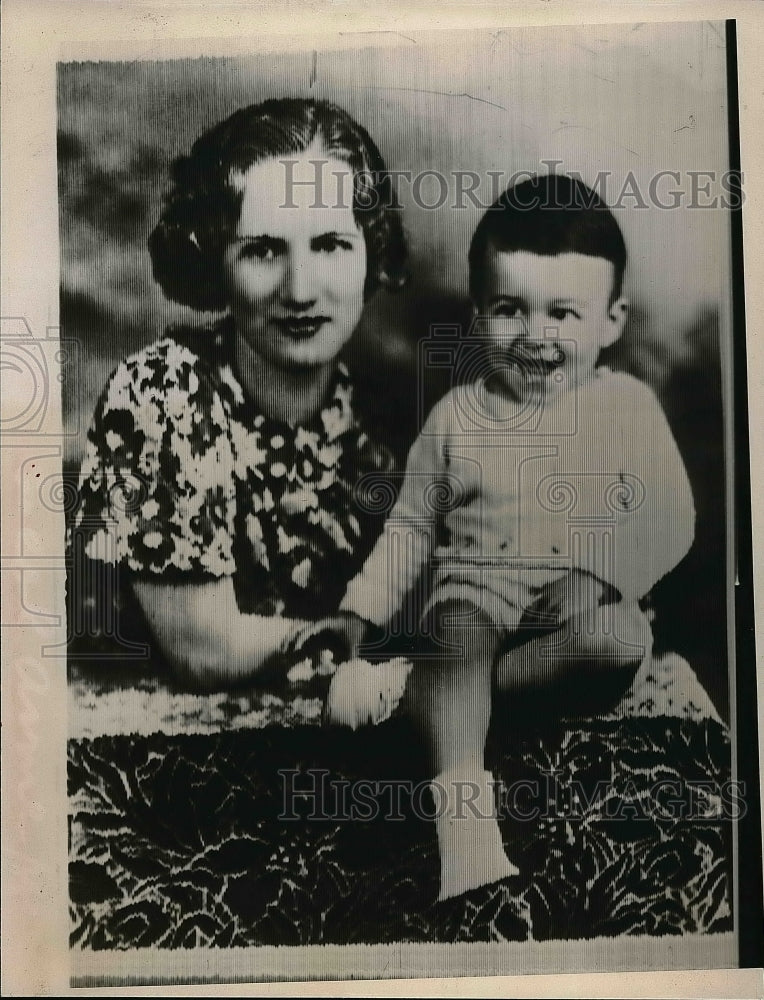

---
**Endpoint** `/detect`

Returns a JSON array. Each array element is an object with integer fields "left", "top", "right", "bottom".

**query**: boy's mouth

[{"left": 503, "top": 343, "right": 567, "bottom": 376}]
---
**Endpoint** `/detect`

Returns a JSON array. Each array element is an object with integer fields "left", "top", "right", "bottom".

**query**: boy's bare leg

[
  {"left": 404, "top": 599, "right": 499, "bottom": 772},
  {"left": 401, "top": 598, "right": 518, "bottom": 899},
  {"left": 494, "top": 599, "right": 651, "bottom": 702}
]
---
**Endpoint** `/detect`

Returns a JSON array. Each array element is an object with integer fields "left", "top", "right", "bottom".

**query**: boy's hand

[
  {"left": 286, "top": 611, "right": 370, "bottom": 662},
  {"left": 521, "top": 569, "right": 618, "bottom": 632}
]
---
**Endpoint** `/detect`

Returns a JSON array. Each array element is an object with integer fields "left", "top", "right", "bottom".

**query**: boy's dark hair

[
  {"left": 468, "top": 173, "right": 627, "bottom": 304},
  {"left": 149, "top": 98, "right": 408, "bottom": 312}
]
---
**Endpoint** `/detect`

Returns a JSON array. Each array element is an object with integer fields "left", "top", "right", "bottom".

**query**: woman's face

[{"left": 221, "top": 146, "right": 367, "bottom": 371}]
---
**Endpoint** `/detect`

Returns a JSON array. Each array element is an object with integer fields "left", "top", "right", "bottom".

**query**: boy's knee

[
  {"left": 419, "top": 599, "right": 500, "bottom": 662},
  {"left": 576, "top": 601, "right": 652, "bottom": 669}
]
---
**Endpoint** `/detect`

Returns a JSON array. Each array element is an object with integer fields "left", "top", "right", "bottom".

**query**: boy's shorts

[{"left": 423, "top": 562, "right": 570, "bottom": 638}]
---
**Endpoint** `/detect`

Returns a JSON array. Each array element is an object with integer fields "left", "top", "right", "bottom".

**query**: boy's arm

[
  {"left": 340, "top": 400, "right": 452, "bottom": 627},
  {"left": 577, "top": 380, "right": 695, "bottom": 603}
]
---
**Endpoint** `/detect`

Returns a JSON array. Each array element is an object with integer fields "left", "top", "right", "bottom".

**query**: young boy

[{"left": 296, "top": 174, "right": 695, "bottom": 900}]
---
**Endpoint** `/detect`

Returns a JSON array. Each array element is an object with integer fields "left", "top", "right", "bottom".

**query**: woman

[{"left": 68, "top": 98, "right": 407, "bottom": 689}]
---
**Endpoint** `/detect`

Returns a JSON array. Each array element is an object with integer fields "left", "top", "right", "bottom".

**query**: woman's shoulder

[
  {"left": 102, "top": 320, "right": 234, "bottom": 412},
  {"left": 113, "top": 324, "right": 218, "bottom": 385}
]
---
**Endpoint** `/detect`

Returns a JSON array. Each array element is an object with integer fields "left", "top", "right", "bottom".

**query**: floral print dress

[{"left": 67, "top": 318, "right": 392, "bottom": 667}]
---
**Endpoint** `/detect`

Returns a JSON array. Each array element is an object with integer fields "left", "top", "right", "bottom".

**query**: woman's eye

[
  {"left": 312, "top": 235, "right": 354, "bottom": 254},
  {"left": 238, "top": 239, "right": 283, "bottom": 262}
]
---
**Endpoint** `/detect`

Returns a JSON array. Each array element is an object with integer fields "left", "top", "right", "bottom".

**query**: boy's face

[{"left": 476, "top": 249, "right": 627, "bottom": 401}]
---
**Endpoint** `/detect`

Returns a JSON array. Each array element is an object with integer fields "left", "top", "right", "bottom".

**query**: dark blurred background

[{"left": 58, "top": 22, "right": 733, "bottom": 718}]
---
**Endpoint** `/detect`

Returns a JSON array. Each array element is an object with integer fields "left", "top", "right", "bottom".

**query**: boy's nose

[
  {"left": 524, "top": 315, "right": 556, "bottom": 342},
  {"left": 535, "top": 340, "right": 564, "bottom": 364},
  {"left": 526, "top": 319, "right": 563, "bottom": 353}
]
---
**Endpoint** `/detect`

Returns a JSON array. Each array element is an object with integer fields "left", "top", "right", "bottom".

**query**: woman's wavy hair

[{"left": 148, "top": 98, "right": 408, "bottom": 312}]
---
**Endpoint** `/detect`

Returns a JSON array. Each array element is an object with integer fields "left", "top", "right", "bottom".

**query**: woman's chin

[
  {"left": 241, "top": 326, "right": 353, "bottom": 372},
  {"left": 276, "top": 340, "right": 346, "bottom": 370},
  {"left": 281, "top": 323, "right": 355, "bottom": 363}
]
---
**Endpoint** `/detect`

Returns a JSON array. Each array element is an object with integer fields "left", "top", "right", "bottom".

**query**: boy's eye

[
  {"left": 549, "top": 307, "right": 580, "bottom": 321},
  {"left": 493, "top": 303, "right": 523, "bottom": 319},
  {"left": 312, "top": 234, "right": 355, "bottom": 254},
  {"left": 238, "top": 237, "right": 285, "bottom": 262}
]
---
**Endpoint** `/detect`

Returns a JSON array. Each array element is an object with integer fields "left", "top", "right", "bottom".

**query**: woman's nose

[{"left": 280, "top": 252, "right": 317, "bottom": 308}]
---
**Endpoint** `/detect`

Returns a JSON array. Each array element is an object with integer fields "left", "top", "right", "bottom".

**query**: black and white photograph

[{"left": 2, "top": 5, "right": 762, "bottom": 992}]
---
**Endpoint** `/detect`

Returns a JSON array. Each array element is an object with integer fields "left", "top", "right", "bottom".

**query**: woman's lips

[{"left": 275, "top": 316, "right": 330, "bottom": 340}]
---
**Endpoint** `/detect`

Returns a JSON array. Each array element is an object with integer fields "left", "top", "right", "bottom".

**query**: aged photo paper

[{"left": 2, "top": 1, "right": 763, "bottom": 996}]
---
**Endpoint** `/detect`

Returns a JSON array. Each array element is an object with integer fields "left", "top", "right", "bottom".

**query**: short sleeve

[{"left": 70, "top": 342, "right": 237, "bottom": 581}]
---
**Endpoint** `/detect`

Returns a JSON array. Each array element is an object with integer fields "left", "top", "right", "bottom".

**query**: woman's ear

[{"left": 603, "top": 296, "right": 629, "bottom": 347}]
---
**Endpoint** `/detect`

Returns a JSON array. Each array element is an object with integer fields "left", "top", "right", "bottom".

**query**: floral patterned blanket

[{"left": 69, "top": 654, "right": 731, "bottom": 950}]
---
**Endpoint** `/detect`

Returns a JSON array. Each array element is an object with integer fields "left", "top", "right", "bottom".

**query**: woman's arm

[
  {"left": 132, "top": 577, "right": 308, "bottom": 690},
  {"left": 72, "top": 347, "right": 308, "bottom": 691}
]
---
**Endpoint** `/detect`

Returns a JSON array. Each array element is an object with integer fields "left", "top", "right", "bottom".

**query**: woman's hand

[{"left": 286, "top": 610, "right": 371, "bottom": 663}]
